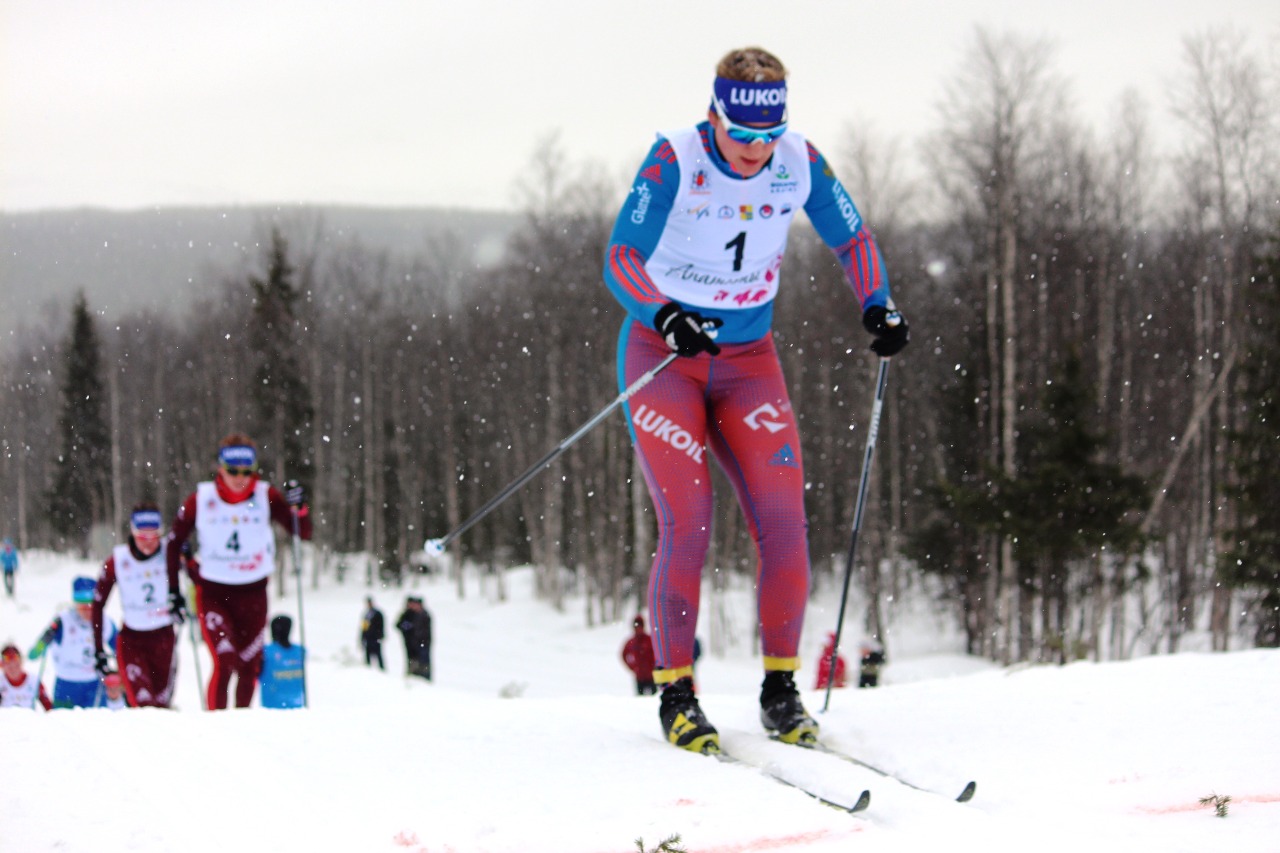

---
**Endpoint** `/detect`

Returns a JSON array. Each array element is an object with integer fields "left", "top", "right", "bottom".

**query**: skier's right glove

[
  {"left": 654, "top": 302, "right": 722, "bottom": 357},
  {"left": 168, "top": 591, "right": 187, "bottom": 625},
  {"left": 27, "top": 640, "right": 46, "bottom": 661},
  {"left": 94, "top": 650, "right": 111, "bottom": 676}
]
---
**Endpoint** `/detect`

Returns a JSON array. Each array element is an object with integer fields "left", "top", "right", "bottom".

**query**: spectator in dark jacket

[
  {"left": 360, "top": 597, "right": 385, "bottom": 670},
  {"left": 396, "top": 596, "right": 432, "bottom": 681},
  {"left": 621, "top": 615, "right": 656, "bottom": 695},
  {"left": 859, "top": 638, "right": 886, "bottom": 688}
]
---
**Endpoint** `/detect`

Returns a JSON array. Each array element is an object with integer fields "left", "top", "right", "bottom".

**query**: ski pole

[
  {"left": 31, "top": 650, "right": 47, "bottom": 710},
  {"left": 287, "top": 486, "right": 309, "bottom": 709},
  {"left": 185, "top": 605, "right": 206, "bottom": 711},
  {"left": 423, "top": 351, "right": 679, "bottom": 557},
  {"left": 822, "top": 357, "right": 890, "bottom": 714}
]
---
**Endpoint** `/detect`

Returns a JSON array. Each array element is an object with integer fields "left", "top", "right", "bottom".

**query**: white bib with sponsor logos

[
  {"left": 644, "top": 127, "right": 811, "bottom": 312},
  {"left": 51, "top": 607, "right": 103, "bottom": 682},
  {"left": 195, "top": 481, "right": 276, "bottom": 585},
  {"left": 0, "top": 673, "right": 40, "bottom": 708},
  {"left": 113, "top": 543, "right": 174, "bottom": 631}
]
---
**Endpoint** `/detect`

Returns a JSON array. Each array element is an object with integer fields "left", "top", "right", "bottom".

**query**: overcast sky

[{"left": 2, "top": 0, "right": 1276, "bottom": 213}]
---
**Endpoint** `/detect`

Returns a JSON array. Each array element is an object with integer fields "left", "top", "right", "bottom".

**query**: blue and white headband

[
  {"left": 130, "top": 509, "right": 163, "bottom": 532},
  {"left": 712, "top": 76, "right": 788, "bottom": 125},
  {"left": 218, "top": 445, "right": 258, "bottom": 470}
]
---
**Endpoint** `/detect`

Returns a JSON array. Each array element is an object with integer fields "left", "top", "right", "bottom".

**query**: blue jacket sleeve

[
  {"left": 802, "top": 141, "right": 892, "bottom": 312},
  {"left": 602, "top": 137, "right": 681, "bottom": 329}
]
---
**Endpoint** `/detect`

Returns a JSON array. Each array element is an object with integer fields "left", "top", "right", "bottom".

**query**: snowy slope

[{"left": 2, "top": 550, "right": 1277, "bottom": 853}]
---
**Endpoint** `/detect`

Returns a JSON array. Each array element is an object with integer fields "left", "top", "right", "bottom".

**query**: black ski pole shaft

[
  {"left": 822, "top": 357, "right": 890, "bottom": 714},
  {"left": 426, "top": 351, "right": 678, "bottom": 554}
]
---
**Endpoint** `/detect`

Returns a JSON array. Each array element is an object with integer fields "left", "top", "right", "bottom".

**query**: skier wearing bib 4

[
  {"left": 92, "top": 502, "right": 183, "bottom": 708},
  {"left": 167, "top": 434, "right": 312, "bottom": 710},
  {"left": 603, "top": 46, "right": 909, "bottom": 753}
]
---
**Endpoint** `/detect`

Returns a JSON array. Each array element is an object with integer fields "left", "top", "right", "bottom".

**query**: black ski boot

[
  {"left": 659, "top": 677, "right": 720, "bottom": 754},
  {"left": 759, "top": 670, "right": 819, "bottom": 745}
]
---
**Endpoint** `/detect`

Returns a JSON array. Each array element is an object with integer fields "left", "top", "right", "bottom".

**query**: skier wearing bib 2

[
  {"left": 603, "top": 46, "right": 909, "bottom": 753},
  {"left": 167, "top": 434, "right": 311, "bottom": 710},
  {"left": 92, "top": 502, "right": 184, "bottom": 708}
]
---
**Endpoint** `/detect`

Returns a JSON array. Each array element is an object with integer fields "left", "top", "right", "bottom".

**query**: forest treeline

[{"left": 3, "top": 28, "right": 1277, "bottom": 663}]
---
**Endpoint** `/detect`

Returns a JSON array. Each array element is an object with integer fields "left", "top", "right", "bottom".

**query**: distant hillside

[{"left": 0, "top": 205, "right": 519, "bottom": 333}]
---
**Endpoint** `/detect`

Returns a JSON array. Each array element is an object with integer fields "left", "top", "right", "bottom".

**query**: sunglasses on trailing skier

[
  {"left": 221, "top": 465, "right": 257, "bottom": 477},
  {"left": 713, "top": 97, "right": 788, "bottom": 145}
]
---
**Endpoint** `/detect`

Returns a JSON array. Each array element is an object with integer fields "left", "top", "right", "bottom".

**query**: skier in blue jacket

[{"left": 603, "top": 46, "right": 909, "bottom": 753}]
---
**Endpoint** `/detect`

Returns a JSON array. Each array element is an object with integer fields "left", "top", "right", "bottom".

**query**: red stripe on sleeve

[{"left": 610, "top": 245, "right": 663, "bottom": 303}]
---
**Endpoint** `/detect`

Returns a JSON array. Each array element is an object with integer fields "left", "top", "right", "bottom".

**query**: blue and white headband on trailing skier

[
  {"left": 219, "top": 445, "right": 257, "bottom": 470},
  {"left": 711, "top": 76, "right": 788, "bottom": 125},
  {"left": 130, "top": 509, "right": 163, "bottom": 532}
]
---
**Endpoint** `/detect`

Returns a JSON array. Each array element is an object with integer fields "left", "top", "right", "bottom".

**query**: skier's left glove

[
  {"left": 168, "top": 592, "right": 188, "bottom": 625},
  {"left": 94, "top": 651, "right": 111, "bottom": 676},
  {"left": 284, "top": 480, "right": 306, "bottom": 508},
  {"left": 862, "top": 304, "right": 910, "bottom": 357}
]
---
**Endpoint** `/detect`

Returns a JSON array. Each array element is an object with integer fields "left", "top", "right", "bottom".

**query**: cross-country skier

[
  {"left": 92, "top": 502, "right": 183, "bottom": 708},
  {"left": 29, "top": 577, "right": 118, "bottom": 708},
  {"left": 101, "top": 672, "right": 129, "bottom": 710},
  {"left": 166, "top": 433, "right": 311, "bottom": 710},
  {"left": 602, "top": 46, "right": 909, "bottom": 753},
  {"left": 0, "top": 644, "right": 52, "bottom": 710}
]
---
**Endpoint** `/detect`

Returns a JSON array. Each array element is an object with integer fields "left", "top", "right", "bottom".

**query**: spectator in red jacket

[
  {"left": 621, "top": 615, "right": 657, "bottom": 695},
  {"left": 814, "top": 632, "right": 848, "bottom": 690}
]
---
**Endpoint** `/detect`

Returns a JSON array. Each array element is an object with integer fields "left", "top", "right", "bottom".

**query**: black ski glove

[
  {"left": 168, "top": 591, "right": 187, "bottom": 625},
  {"left": 94, "top": 650, "right": 111, "bottom": 676},
  {"left": 284, "top": 480, "right": 305, "bottom": 508},
  {"left": 862, "top": 304, "right": 910, "bottom": 357},
  {"left": 654, "top": 302, "right": 722, "bottom": 357}
]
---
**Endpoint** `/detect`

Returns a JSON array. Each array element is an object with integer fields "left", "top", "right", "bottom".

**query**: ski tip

[
  {"left": 956, "top": 781, "right": 977, "bottom": 803},
  {"left": 851, "top": 789, "right": 872, "bottom": 813}
]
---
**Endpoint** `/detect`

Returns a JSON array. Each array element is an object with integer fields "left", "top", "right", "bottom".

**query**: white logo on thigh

[
  {"left": 744, "top": 403, "right": 787, "bottom": 433},
  {"left": 632, "top": 404, "right": 705, "bottom": 462}
]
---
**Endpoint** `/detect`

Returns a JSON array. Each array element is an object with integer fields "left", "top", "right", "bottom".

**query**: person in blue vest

[
  {"left": 259, "top": 614, "right": 306, "bottom": 709},
  {"left": 29, "top": 576, "right": 118, "bottom": 708},
  {"left": 602, "top": 46, "right": 909, "bottom": 753},
  {"left": 1, "top": 538, "right": 17, "bottom": 596}
]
